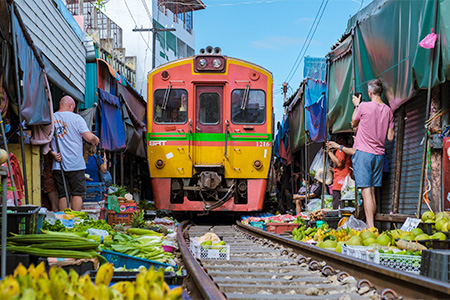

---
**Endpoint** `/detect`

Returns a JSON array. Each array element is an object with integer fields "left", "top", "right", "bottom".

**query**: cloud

[
  {"left": 294, "top": 17, "right": 315, "bottom": 24},
  {"left": 251, "top": 36, "right": 321, "bottom": 50}
]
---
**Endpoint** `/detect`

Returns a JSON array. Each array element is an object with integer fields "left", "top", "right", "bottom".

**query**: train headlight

[
  {"left": 156, "top": 159, "right": 165, "bottom": 169},
  {"left": 212, "top": 59, "right": 222, "bottom": 68},
  {"left": 253, "top": 160, "right": 262, "bottom": 169},
  {"left": 198, "top": 58, "right": 207, "bottom": 68}
]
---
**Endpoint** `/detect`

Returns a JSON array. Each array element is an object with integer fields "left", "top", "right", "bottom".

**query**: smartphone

[{"left": 354, "top": 92, "right": 362, "bottom": 98}]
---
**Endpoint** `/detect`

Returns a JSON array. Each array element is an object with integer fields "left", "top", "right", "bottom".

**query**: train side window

[
  {"left": 153, "top": 89, "right": 188, "bottom": 124},
  {"left": 231, "top": 89, "right": 266, "bottom": 124},
  {"left": 199, "top": 93, "right": 220, "bottom": 125}
]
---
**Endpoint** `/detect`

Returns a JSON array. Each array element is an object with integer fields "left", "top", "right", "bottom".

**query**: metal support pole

[
  {"left": 418, "top": 1, "right": 438, "bottom": 216},
  {"left": 113, "top": 152, "right": 116, "bottom": 185},
  {"left": 8, "top": 3, "right": 24, "bottom": 205},
  {"left": 321, "top": 142, "right": 326, "bottom": 209},
  {"left": 392, "top": 106, "right": 406, "bottom": 213},
  {"left": 304, "top": 131, "right": 309, "bottom": 205},
  {"left": 1, "top": 167, "right": 8, "bottom": 278},
  {"left": 120, "top": 151, "right": 124, "bottom": 186}
]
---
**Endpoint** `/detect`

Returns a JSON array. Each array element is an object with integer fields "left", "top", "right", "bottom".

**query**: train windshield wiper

[
  {"left": 240, "top": 85, "right": 250, "bottom": 110},
  {"left": 162, "top": 85, "right": 172, "bottom": 110}
]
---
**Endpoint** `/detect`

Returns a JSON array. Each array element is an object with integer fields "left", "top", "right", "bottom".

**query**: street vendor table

[{"left": 1, "top": 166, "right": 9, "bottom": 278}]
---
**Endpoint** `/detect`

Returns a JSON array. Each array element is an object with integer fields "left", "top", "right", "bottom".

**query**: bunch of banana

[
  {"left": 295, "top": 226, "right": 318, "bottom": 242},
  {"left": 291, "top": 223, "right": 307, "bottom": 241},
  {"left": 111, "top": 267, "right": 182, "bottom": 300},
  {"left": 335, "top": 228, "right": 350, "bottom": 242},
  {"left": 0, "top": 262, "right": 183, "bottom": 300},
  {"left": 313, "top": 226, "right": 336, "bottom": 242}
]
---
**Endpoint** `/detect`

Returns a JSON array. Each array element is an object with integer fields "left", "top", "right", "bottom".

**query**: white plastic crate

[
  {"left": 342, "top": 245, "right": 375, "bottom": 261},
  {"left": 342, "top": 244, "right": 421, "bottom": 274},
  {"left": 377, "top": 253, "right": 421, "bottom": 274},
  {"left": 190, "top": 238, "right": 230, "bottom": 260}
]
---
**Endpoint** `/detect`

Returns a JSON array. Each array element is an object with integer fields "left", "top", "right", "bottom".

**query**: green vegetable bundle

[
  {"left": 101, "top": 233, "right": 173, "bottom": 263},
  {"left": 6, "top": 232, "right": 100, "bottom": 259},
  {"left": 42, "top": 219, "right": 114, "bottom": 235}
]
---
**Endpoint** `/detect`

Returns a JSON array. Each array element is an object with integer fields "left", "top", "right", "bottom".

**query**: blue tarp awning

[
  {"left": 98, "top": 88, "right": 126, "bottom": 152},
  {"left": 303, "top": 57, "right": 327, "bottom": 142}
]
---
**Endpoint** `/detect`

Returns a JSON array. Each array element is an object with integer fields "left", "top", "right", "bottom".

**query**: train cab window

[
  {"left": 199, "top": 93, "right": 220, "bottom": 125},
  {"left": 231, "top": 89, "right": 266, "bottom": 124},
  {"left": 153, "top": 89, "right": 188, "bottom": 124}
]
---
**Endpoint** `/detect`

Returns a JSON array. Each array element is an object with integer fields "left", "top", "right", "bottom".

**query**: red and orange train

[{"left": 147, "top": 46, "right": 273, "bottom": 213}]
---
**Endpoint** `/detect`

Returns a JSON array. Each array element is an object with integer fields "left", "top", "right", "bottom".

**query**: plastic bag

[
  {"left": 419, "top": 28, "right": 437, "bottom": 49},
  {"left": 87, "top": 228, "right": 109, "bottom": 237},
  {"left": 306, "top": 198, "right": 322, "bottom": 212},
  {"left": 340, "top": 174, "right": 356, "bottom": 200},
  {"left": 339, "top": 215, "right": 366, "bottom": 231},
  {"left": 309, "top": 148, "right": 331, "bottom": 183}
]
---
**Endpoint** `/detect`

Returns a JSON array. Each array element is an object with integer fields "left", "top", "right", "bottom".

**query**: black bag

[{"left": 96, "top": 154, "right": 112, "bottom": 187}]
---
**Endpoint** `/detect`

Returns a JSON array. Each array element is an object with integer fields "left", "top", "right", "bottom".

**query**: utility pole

[
  {"left": 282, "top": 82, "right": 288, "bottom": 114},
  {"left": 132, "top": 22, "right": 176, "bottom": 69}
]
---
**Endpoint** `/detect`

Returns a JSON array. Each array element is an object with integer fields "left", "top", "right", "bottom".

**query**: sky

[{"left": 194, "top": 0, "right": 369, "bottom": 125}]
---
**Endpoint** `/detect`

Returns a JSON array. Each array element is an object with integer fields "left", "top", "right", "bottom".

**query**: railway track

[{"left": 177, "top": 221, "right": 450, "bottom": 300}]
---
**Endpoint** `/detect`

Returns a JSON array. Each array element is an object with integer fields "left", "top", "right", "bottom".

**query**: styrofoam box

[{"left": 82, "top": 200, "right": 105, "bottom": 210}]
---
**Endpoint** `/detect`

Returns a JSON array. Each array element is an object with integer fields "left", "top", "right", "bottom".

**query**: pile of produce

[
  {"left": 419, "top": 211, "right": 450, "bottom": 234},
  {"left": 243, "top": 214, "right": 307, "bottom": 226},
  {"left": 6, "top": 231, "right": 101, "bottom": 259},
  {"left": 43, "top": 219, "right": 114, "bottom": 235},
  {"left": 291, "top": 221, "right": 437, "bottom": 255},
  {"left": 309, "top": 210, "right": 324, "bottom": 221},
  {"left": 0, "top": 262, "right": 183, "bottom": 300},
  {"left": 196, "top": 233, "right": 227, "bottom": 250},
  {"left": 101, "top": 229, "right": 174, "bottom": 264}
]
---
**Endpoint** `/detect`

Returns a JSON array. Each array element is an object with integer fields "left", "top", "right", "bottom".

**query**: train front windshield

[
  {"left": 153, "top": 89, "right": 188, "bottom": 124},
  {"left": 231, "top": 89, "right": 266, "bottom": 124}
]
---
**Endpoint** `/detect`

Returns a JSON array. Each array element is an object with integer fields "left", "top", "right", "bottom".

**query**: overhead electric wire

[
  {"left": 284, "top": 0, "right": 329, "bottom": 84},
  {"left": 124, "top": 0, "right": 166, "bottom": 66}
]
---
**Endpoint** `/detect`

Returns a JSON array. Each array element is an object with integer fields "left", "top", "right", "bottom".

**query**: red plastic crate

[
  {"left": 107, "top": 211, "right": 133, "bottom": 225},
  {"left": 266, "top": 223, "right": 299, "bottom": 234}
]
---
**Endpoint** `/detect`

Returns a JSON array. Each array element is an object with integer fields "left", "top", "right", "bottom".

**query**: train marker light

[
  {"left": 156, "top": 159, "right": 165, "bottom": 168},
  {"left": 253, "top": 160, "right": 262, "bottom": 169}
]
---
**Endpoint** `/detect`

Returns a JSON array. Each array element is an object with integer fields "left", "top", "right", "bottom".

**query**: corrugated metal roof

[
  {"left": 15, "top": 0, "right": 85, "bottom": 97},
  {"left": 164, "top": 0, "right": 206, "bottom": 13}
]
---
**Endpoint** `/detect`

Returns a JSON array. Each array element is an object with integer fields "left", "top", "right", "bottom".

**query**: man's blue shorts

[{"left": 351, "top": 150, "right": 384, "bottom": 188}]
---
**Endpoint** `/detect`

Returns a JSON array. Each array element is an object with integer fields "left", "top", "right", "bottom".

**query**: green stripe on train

[{"left": 147, "top": 132, "right": 273, "bottom": 142}]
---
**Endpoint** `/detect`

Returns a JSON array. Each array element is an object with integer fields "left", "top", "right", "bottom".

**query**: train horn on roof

[
  {"left": 205, "top": 46, "right": 213, "bottom": 54},
  {"left": 199, "top": 48, "right": 205, "bottom": 54},
  {"left": 214, "top": 47, "right": 221, "bottom": 54}
]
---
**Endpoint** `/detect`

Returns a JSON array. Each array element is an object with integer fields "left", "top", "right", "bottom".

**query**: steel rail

[
  {"left": 237, "top": 221, "right": 450, "bottom": 300},
  {"left": 177, "top": 220, "right": 227, "bottom": 300}
]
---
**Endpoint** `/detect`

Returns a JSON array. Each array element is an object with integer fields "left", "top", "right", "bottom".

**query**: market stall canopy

[
  {"left": 327, "top": 35, "right": 353, "bottom": 133},
  {"left": 98, "top": 88, "right": 126, "bottom": 152},
  {"left": 12, "top": 15, "right": 50, "bottom": 125},
  {"left": 304, "top": 57, "right": 327, "bottom": 142},
  {"left": 117, "top": 82, "right": 147, "bottom": 158},
  {"left": 287, "top": 87, "right": 306, "bottom": 152},
  {"left": 345, "top": 0, "right": 449, "bottom": 111}
]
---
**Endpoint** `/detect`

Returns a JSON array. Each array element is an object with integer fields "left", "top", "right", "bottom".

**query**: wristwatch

[{"left": 340, "top": 145, "right": 344, "bottom": 151}]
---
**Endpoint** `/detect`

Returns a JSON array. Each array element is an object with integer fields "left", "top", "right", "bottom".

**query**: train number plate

[{"left": 256, "top": 141, "right": 271, "bottom": 147}]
